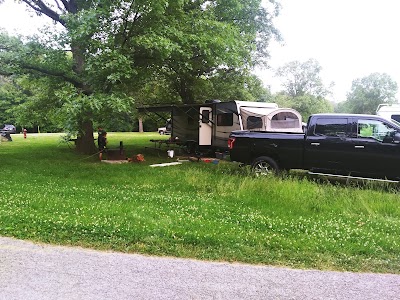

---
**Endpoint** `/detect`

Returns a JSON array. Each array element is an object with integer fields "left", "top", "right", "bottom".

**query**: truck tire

[{"left": 251, "top": 156, "right": 279, "bottom": 176}]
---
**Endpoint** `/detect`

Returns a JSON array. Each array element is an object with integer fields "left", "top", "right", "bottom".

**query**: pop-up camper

[{"left": 138, "top": 100, "right": 303, "bottom": 151}]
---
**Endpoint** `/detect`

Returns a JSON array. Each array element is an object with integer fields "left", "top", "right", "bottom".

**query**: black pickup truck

[{"left": 228, "top": 113, "right": 400, "bottom": 181}]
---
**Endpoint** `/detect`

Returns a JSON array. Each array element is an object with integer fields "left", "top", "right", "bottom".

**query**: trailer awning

[{"left": 137, "top": 105, "right": 176, "bottom": 114}]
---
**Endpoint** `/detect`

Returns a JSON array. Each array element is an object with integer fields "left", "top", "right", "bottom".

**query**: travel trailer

[
  {"left": 376, "top": 103, "right": 400, "bottom": 122},
  {"left": 138, "top": 100, "right": 303, "bottom": 151}
]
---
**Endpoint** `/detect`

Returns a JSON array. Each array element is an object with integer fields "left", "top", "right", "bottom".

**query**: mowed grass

[{"left": 1, "top": 132, "right": 400, "bottom": 273}]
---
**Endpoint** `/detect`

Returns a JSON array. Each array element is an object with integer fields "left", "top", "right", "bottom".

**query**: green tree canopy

[
  {"left": 0, "top": 0, "right": 281, "bottom": 153},
  {"left": 273, "top": 92, "right": 332, "bottom": 121},
  {"left": 275, "top": 58, "right": 333, "bottom": 98},
  {"left": 272, "top": 59, "right": 333, "bottom": 120},
  {"left": 339, "top": 73, "right": 398, "bottom": 114},
  {"left": 0, "top": 76, "right": 23, "bottom": 127}
]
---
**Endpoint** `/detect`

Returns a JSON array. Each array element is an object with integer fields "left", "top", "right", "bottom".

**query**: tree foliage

[
  {"left": 272, "top": 59, "right": 333, "bottom": 120},
  {"left": 187, "top": 70, "right": 272, "bottom": 103},
  {"left": 0, "top": 76, "right": 23, "bottom": 127},
  {"left": 0, "top": 0, "right": 281, "bottom": 153},
  {"left": 273, "top": 92, "right": 333, "bottom": 121},
  {"left": 275, "top": 58, "right": 333, "bottom": 98},
  {"left": 338, "top": 73, "right": 398, "bottom": 114}
]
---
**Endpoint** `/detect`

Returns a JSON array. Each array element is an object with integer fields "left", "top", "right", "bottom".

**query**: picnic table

[{"left": 148, "top": 139, "right": 197, "bottom": 154}]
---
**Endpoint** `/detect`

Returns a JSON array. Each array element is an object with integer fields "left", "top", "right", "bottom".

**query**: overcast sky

[
  {"left": 1, "top": 0, "right": 400, "bottom": 102},
  {"left": 257, "top": 0, "right": 400, "bottom": 102}
]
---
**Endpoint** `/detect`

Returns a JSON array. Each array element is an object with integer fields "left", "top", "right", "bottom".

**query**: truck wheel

[{"left": 251, "top": 156, "right": 279, "bottom": 176}]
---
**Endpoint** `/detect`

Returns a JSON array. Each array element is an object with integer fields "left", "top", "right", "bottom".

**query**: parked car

[
  {"left": 229, "top": 113, "right": 400, "bottom": 181},
  {"left": 158, "top": 127, "right": 170, "bottom": 135},
  {"left": 158, "top": 119, "right": 172, "bottom": 135},
  {"left": 1, "top": 124, "right": 16, "bottom": 134}
]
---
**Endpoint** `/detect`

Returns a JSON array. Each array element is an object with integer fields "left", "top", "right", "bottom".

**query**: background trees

[
  {"left": 273, "top": 59, "right": 333, "bottom": 120},
  {"left": 336, "top": 73, "right": 398, "bottom": 114},
  {"left": 0, "top": 0, "right": 281, "bottom": 153},
  {"left": 0, "top": 76, "right": 22, "bottom": 127},
  {"left": 275, "top": 58, "right": 332, "bottom": 98}
]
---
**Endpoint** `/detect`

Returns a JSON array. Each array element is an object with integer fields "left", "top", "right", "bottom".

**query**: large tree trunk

[
  {"left": 75, "top": 119, "right": 96, "bottom": 154},
  {"left": 17, "top": 1, "right": 96, "bottom": 154},
  {"left": 71, "top": 42, "right": 96, "bottom": 154},
  {"left": 178, "top": 78, "right": 195, "bottom": 104}
]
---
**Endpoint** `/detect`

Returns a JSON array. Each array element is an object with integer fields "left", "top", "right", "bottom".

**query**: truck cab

[{"left": 304, "top": 114, "right": 400, "bottom": 180}]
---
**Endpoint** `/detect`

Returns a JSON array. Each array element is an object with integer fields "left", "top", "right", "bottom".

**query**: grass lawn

[{"left": 1, "top": 132, "right": 400, "bottom": 274}]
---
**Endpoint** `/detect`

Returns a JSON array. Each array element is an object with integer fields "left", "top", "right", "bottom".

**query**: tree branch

[
  {"left": 59, "top": 0, "right": 69, "bottom": 10},
  {"left": 120, "top": 2, "right": 135, "bottom": 49},
  {"left": 20, "top": 63, "right": 87, "bottom": 91},
  {"left": 54, "top": 0, "right": 65, "bottom": 12},
  {"left": 21, "top": 0, "right": 66, "bottom": 26},
  {"left": 0, "top": 70, "right": 13, "bottom": 76}
]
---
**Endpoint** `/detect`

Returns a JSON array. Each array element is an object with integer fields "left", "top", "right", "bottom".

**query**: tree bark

[
  {"left": 75, "top": 119, "right": 96, "bottom": 154},
  {"left": 178, "top": 78, "right": 195, "bottom": 104},
  {"left": 71, "top": 42, "right": 96, "bottom": 153}
]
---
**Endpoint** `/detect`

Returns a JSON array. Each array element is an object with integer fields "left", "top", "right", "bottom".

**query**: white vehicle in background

[
  {"left": 376, "top": 103, "right": 400, "bottom": 123},
  {"left": 158, "top": 118, "right": 172, "bottom": 135},
  {"left": 158, "top": 127, "right": 170, "bottom": 135}
]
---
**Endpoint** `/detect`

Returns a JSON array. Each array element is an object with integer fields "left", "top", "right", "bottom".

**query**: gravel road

[{"left": 0, "top": 236, "right": 399, "bottom": 300}]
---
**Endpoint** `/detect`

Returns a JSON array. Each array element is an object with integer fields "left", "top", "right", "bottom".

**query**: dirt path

[{"left": 0, "top": 237, "right": 399, "bottom": 300}]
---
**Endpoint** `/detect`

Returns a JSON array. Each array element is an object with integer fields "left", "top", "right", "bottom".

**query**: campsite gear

[
  {"left": 0, "top": 132, "right": 12, "bottom": 142},
  {"left": 106, "top": 142, "right": 126, "bottom": 160},
  {"left": 136, "top": 154, "right": 145, "bottom": 162},
  {"left": 167, "top": 150, "right": 174, "bottom": 158}
]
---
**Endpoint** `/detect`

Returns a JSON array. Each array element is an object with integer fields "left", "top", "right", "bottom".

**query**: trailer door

[{"left": 199, "top": 107, "right": 213, "bottom": 146}]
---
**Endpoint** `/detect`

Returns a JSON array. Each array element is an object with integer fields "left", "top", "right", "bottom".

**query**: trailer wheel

[{"left": 251, "top": 156, "right": 279, "bottom": 176}]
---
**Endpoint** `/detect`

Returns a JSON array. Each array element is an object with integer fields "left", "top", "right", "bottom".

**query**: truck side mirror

[{"left": 393, "top": 132, "right": 400, "bottom": 144}]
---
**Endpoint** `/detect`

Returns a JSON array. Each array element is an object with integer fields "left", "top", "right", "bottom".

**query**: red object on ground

[{"left": 23, "top": 129, "right": 27, "bottom": 139}]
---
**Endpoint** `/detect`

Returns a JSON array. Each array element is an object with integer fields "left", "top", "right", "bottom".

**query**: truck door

[
  {"left": 199, "top": 107, "right": 213, "bottom": 146},
  {"left": 304, "top": 117, "right": 353, "bottom": 173},
  {"left": 349, "top": 118, "right": 400, "bottom": 179}
]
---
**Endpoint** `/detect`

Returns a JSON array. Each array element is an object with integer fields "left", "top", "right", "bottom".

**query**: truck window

[
  {"left": 357, "top": 119, "right": 395, "bottom": 142},
  {"left": 314, "top": 118, "right": 348, "bottom": 137}
]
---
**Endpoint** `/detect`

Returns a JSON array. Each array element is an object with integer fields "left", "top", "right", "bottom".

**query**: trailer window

[
  {"left": 201, "top": 110, "right": 211, "bottom": 123},
  {"left": 314, "top": 118, "right": 347, "bottom": 137},
  {"left": 247, "top": 116, "right": 263, "bottom": 130},
  {"left": 217, "top": 113, "right": 233, "bottom": 126}
]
